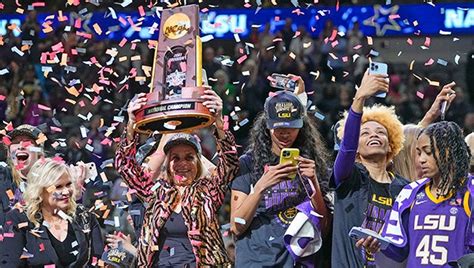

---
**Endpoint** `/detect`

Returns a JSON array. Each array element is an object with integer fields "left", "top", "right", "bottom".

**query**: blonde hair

[
  {"left": 392, "top": 124, "right": 423, "bottom": 180},
  {"left": 338, "top": 104, "right": 405, "bottom": 160},
  {"left": 24, "top": 158, "right": 77, "bottom": 228}
]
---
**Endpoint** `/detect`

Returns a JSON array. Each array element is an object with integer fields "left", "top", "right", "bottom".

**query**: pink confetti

[
  {"left": 119, "top": 38, "right": 127, "bottom": 47},
  {"left": 416, "top": 91, "right": 425, "bottom": 99},
  {"left": 50, "top": 126, "right": 62, "bottom": 133},
  {"left": 407, "top": 38, "right": 413, "bottom": 45},
  {"left": 236, "top": 55, "right": 247, "bottom": 64},
  {"left": 329, "top": 29, "right": 337, "bottom": 41},
  {"left": 118, "top": 16, "right": 127, "bottom": 26},
  {"left": 74, "top": 18, "right": 81, "bottom": 29},
  {"left": 0, "top": 95, "right": 5, "bottom": 101},
  {"left": 138, "top": 5, "right": 145, "bottom": 17},
  {"left": 389, "top": 14, "right": 400, "bottom": 19},
  {"left": 424, "top": 37, "right": 431, "bottom": 47},
  {"left": 424, "top": 58, "right": 434, "bottom": 66},
  {"left": 2, "top": 136, "right": 11, "bottom": 146},
  {"left": 37, "top": 104, "right": 51, "bottom": 111}
]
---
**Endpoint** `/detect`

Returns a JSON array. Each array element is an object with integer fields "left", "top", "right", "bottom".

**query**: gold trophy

[{"left": 133, "top": 5, "right": 214, "bottom": 134}]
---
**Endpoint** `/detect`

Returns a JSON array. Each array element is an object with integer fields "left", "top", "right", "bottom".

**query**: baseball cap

[
  {"left": 163, "top": 133, "right": 202, "bottom": 155},
  {"left": 449, "top": 254, "right": 474, "bottom": 268},
  {"left": 8, "top": 124, "right": 44, "bottom": 144},
  {"left": 101, "top": 247, "right": 135, "bottom": 268},
  {"left": 264, "top": 91, "right": 304, "bottom": 129}
]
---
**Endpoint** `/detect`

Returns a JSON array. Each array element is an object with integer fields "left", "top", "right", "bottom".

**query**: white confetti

[
  {"left": 234, "top": 217, "right": 246, "bottom": 225},
  {"left": 201, "top": 35, "right": 214, "bottom": 43},
  {"left": 0, "top": 68, "right": 9, "bottom": 75},
  {"left": 454, "top": 55, "right": 460, "bottom": 65}
]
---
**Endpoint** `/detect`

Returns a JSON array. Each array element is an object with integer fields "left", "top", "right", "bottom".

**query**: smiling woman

[
  {"left": 330, "top": 69, "right": 409, "bottom": 268},
  {"left": 115, "top": 89, "right": 239, "bottom": 267},
  {"left": 0, "top": 158, "right": 104, "bottom": 267}
]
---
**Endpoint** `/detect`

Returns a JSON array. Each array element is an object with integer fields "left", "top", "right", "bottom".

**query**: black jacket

[{"left": 0, "top": 205, "right": 104, "bottom": 268}]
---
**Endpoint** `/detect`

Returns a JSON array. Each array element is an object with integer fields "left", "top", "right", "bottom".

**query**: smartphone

[
  {"left": 270, "top": 73, "right": 298, "bottom": 91},
  {"left": 348, "top": 226, "right": 391, "bottom": 250},
  {"left": 279, "top": 148, "right": 300, "bottom": 179},
  {"left": 368, "top": 61, "right": 388, "bottom": 98}
]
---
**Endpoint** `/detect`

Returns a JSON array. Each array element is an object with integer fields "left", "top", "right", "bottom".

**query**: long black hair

[
  {"left": 247, "top": 112, "right": 331, "bottom": 196},
  {"left": 420, "top": 121, "right": 471, "bottom": 197}
]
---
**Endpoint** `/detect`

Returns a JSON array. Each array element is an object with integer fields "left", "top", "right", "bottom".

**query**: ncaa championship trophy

[{"left": 133, "top": 5, "right": 214, "bottom": 134}]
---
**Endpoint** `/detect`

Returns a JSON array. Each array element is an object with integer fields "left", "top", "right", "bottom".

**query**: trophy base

[{"left": 133, "top": 87, "right": 215, "bottom": 134}]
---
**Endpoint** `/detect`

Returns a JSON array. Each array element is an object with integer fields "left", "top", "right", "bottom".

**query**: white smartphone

[
  {"left": 348, "top": 226, "right": 391, "bottom": 250},
  {"left": 368, "top": 61, "right": 388, "bottom": 98}
]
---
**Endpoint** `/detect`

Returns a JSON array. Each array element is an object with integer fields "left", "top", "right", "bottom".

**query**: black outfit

[
  {"left": 46, "top": 222, "right": 77, "bottom": 268},
  {"left": 0, "top": 164, "right": 14, "bottom": 227},
  {"left": 329, "top": 163, "right": 409, "bottom": 268},
  {"left": 0, "top": 205, "right": 104, "bottom": 268},
  {"left": 153, "top": 212, "right": 196, "bottom": 267}
]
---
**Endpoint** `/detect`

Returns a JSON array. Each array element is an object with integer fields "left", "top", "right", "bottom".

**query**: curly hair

[
  {"left": 420, "top": 121, "right": 471, "bottom": 197},
  {"left": 24, "top": 158, "right": 77, "bottom": 228},
  {"left": 337, "top": 104, "right": 404, "bottom": 160},
  {"left": 247, "top": 112, "right": 331, "bottom": 196}
]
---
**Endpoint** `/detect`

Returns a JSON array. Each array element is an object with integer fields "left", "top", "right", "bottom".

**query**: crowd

[{"left": 0, "top": 3, "right": 473, "bottom": 268}]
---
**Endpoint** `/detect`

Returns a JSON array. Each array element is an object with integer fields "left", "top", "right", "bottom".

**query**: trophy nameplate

[{"left": 134, "top": 5, "right": 214, "bottom": 134}]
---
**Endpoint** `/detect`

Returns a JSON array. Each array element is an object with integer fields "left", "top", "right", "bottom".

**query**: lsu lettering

[
  {"left": 371, "top": 194, "right": 393, "bottom": 206},
  {"left": 413, "top": 215, "right": 456, "bottom": 231}
]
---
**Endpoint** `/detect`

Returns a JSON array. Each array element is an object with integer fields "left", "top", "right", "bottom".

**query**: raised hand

[
  {"left": 201, "top": 89, "right": 224, "bottom": 130},
  {"left": 419, "top": 82, "right": 456, "bottom": 127},
  {"left": 127, "top": 93, "right": 148, "bottom": 125}
]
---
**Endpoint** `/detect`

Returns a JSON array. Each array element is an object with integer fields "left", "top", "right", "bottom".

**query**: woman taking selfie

[
  {"left": 115, "top": 89, "right": 239, "bottom": 267},
  {"left": 331, "top": 69, "right": 409, "bottom": 267}
]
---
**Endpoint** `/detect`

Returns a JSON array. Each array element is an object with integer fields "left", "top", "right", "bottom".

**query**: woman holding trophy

[{"left": 115, "top": 89, "right": 239, "bottom": 267}]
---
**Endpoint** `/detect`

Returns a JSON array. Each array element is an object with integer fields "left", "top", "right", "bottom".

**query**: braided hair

[
  {"left": 247, "top": 112, "right": 331, "bottom": 196},
  {"left": 420, "top": 121, "right": 471, "bottom": 197}
]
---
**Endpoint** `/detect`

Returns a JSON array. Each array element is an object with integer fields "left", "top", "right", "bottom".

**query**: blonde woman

[{"left": 0, "top": 158, "right": 103, "bottom": 267}]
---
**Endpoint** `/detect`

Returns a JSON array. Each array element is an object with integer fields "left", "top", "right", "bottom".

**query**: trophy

[{"left": 133, "top": 5, "right": 214, "bottom": 134}]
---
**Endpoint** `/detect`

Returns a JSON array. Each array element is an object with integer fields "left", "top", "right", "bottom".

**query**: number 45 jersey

[{"left": 407, "top": 184, "right": 471, "bottom": 267}]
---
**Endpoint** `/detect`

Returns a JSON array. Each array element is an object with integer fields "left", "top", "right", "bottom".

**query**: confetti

[
  {"left": 454, "top": 55, "right": 460, "bottom": 65},
  {"left": 234, "top": 217, "right": 246, "bottom": 225},
  {"left": 416, "top": 91, "right": 424, "bottom": 99}
]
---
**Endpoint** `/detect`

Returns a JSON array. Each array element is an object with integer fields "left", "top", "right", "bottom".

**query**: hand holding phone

[
  {"left": 270, "top": 74, "right": 298, "bottom": 91},
  {"left": 279, "top": 148, "right": 300, "bottom": 179},
  {"left": 368, "top": 62, "right": 389, "bottom": 98},
  {"left": 349, "top": 226, "right": 391, "bottom": 250}
]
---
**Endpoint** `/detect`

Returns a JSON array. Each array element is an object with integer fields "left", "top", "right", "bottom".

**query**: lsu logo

[
  {"left": 278, "top": 112, "right": 291, "bottom": 118},
  {"left": 414, "top": 215, "right": 456, "bottom": 231},
  {"left": 372, "top": 194, "right": 392, "bottom": 206}
]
